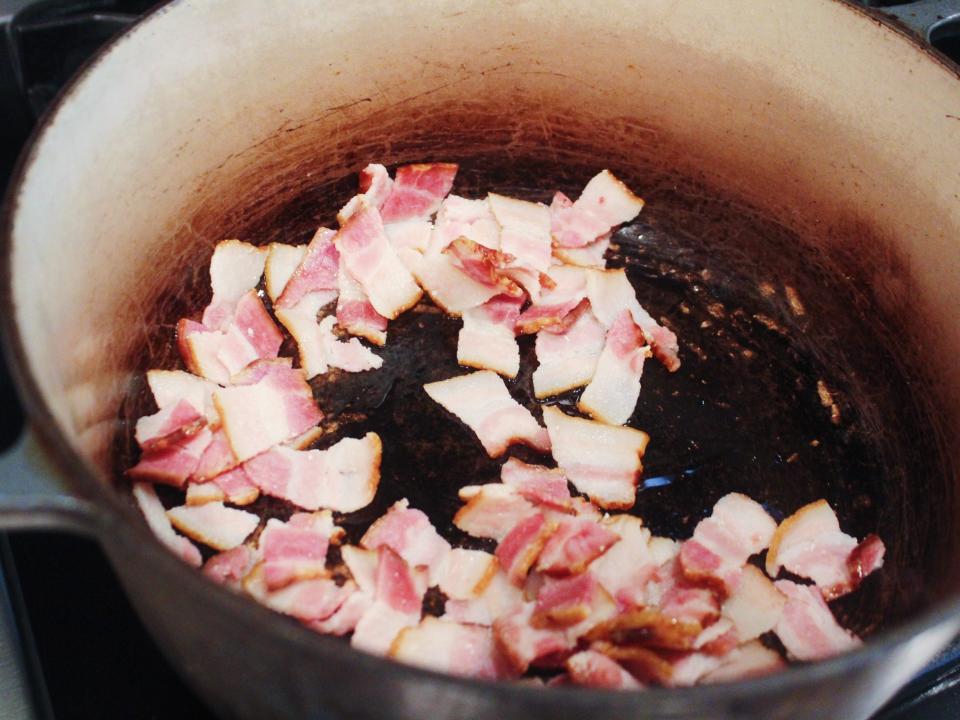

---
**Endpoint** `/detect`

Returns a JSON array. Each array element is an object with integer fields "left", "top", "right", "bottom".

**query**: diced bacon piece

[
  {"left": 551, "top": 171, "right": 643, "bottom": 248},
  {"left": 542, "top": 405, "right": 648, "bottom": 509},
  {"left": 178, "top": 319, "right": 230, "bottom": 384},
  {"left": 336, "top": 260, "right": 388, "bottom": 346},
  {"left": 213, "top": 363, "right": 322, "bottom": 462},
  {"left": 167, "top": 501, "right": 259, "bottom": 551},
  {"left": 338, "top": 163, "right": 395, "bottom": 222},
  {"left": 275, "top": 290, "right": 339, "bottom": 378},
  {"left": 534, "top": 573, "right": 601, "bottom": 627},
  {"left": 228, "top": 290, "right": 283, "bottom": 360},
  {"left": 318, "top": 316, "right": 383, "bottom": 372},
  {"left": 434, "top": 549, "right": 499, "bottom": 600},
  {"left": 457, "top": 295, "right": 523, "bottom": 378},
  {"left": 265, "top": 242, "right": 307, "bottom": 302},
  {"left": 259, "top": 511, "right": 340, "bottom": 590},
  {"left": 493, "top": 603, "right": 573, "bottom": 673},
  {"left": 536, "top": 518, "right": 619, "bottom": 576},
  {"left": 515, "top": 266, "right": 587, "bottom": 334},
  {"left": 443, "top": 570, "right": 523, "bottom": 626},
  {"left": 201, "top": 298, "right": 236, "bottom": 332},
  {"left": 352, "top": 547, "right": 427, "bottom": 656},
  {"left": 553, "top": 223, "right": 611, "bottom": 268},
  {"left": 146, "top": 369, "right": 219, "bottom": 425},
  {"left": 500, "top": 458, "right": 571, "bottom": 511},
  {"left": 531, "top": 306, "right": 606, "bottom": 398},
  {"left": 309, "top": 589, "right": 373, "bottom": 636},
  {"left": 454, "top": 484, "right": 537, "bottom": 541},
  {"left": 589, "top": 515, "right": 657, "bottom": 610},
  {"left": 192, "top": 427, "right": 237, "bottom": 481},
  {"left": 584, "top": 606, "right": 703, "bottom": 652},
  {"left": 496, "top": 513, "right": 555, "bottom": 586},
  {"left": 592, "top": 642, "right": 674, "bottom": 686},
  {"left": 380, "top": 163, "right": 458, "bottom": 223},
  {"left": 409, "top": 248, "right": 501, "bottom": 315},
  {"left": 390, "top": 617, "right": 515, "bottom": 680},
  {"left": 488, "top": 193, "right": 553, "bottom": 273},
  {"left": 131, "top": 482, "right": 202, "bottom": 567},
  {"left": 566, "top": 650, "right": 642, "bottom": 690},
  {"left": 679, "top": 493, "right": 777, "bottom": 589},
  {"left": 423, "top": 371, "right": 550, "bottom": 457},
  {"left": 360, "top": 498, "right": 451, "bottom": 582},
  {"left": 336, "top": 202, "right": 423, "bottom": 319},
  {"left": 244, "top": 433, "right": 381, "bottom": 513},
  {"left": 578, "top": 310, "right": 649, "bottom": 425},
  {"left": 186, "top": 480, "right": 225, "bottom": 505},
  {"left": 549, "top": 188, "right": 609, "bottom": 250},
  {"left": 773, "top": 580, "right": 861, "bottom": 661},
  {"left": 649, "top": 536, "right": 682, "bottom": 565},
  {"left": 445, "top": 238, "right": 523, "bottom": 298},
  {"left": 135, "top": 399, "right": 206, "bottom": 452},
  {"left": 276, "top": 227, "right": 340, "bottom": 309},
  {"left": 203, "top": 545, "right": 255, "bottom": 587},
  {"left": 261, "top": 576, "right": 355, "bottom": 622},
  {"left": 722, "top": 565, "right": 786, "bottom": 642},
  {"left": 430, "top": 195, "right": 501, "bottom": 253},
  {"left": 585, "top": 268, "right": 680, "bottom": 372},
  {"left": 646, "top": 558, "right": 721, "bottom": 627},
  {"left": 702, "top": 640, "right": 787, "bottom": 684},
  {"left": 209, "top": 239, "right": 268, "bottom": 303},
  {"left": 766, "top": 499, "right": 885, "bottom": 599},
  {"left": 127, "top": 426, "right": 213, "bottom": 487}
]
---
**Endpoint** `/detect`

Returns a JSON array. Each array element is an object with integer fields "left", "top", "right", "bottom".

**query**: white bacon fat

[
  {"left": 531, "top": 305, "right": 606, "bottom": 399},
  {"left": 423, "top": 371, "right": 550, "bottom": 457},
  {"left": 578, "top": 310, "right": 649, "bottom": 425},
  {"left": 457, "top": 295, "right": 522, "bottom": 378},
  {"left": 166, "top": 501, "right": 259, "bottom": 551}
]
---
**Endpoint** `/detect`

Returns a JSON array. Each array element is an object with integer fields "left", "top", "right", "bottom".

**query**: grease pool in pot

[{"left": 113, "top": 161, "right": 935, "bottom": 685}]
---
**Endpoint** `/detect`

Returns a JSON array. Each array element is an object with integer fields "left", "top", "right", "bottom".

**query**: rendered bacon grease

[{"left": 127, "top": 163, "right": 886, "bottom": 689}]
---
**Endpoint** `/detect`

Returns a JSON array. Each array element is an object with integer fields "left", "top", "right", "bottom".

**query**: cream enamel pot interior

[{"left": 2, "top": 1, "right": 960, "bottom": 719}]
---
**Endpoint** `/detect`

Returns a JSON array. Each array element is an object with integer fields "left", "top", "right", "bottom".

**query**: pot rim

[{"left": 1, "top": 0, "right": 958, "bottom": 706}]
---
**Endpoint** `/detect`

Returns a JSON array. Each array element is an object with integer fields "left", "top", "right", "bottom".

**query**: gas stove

[{"left": 1, "top": 1, "right": 959, "bottom": 718}]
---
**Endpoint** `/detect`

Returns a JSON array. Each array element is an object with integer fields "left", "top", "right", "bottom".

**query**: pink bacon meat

[
  {"left": 336, "top": 201, "right": 423, "bottom": 319},
  {"left": 336, "top": 258, "right": 388, "bottom": 346},
  {"left": 765, "top": 499, "right": 885, "bottom": 600},
  {"left": 379, "top": 163, "right": 458, "bottom": 223},
  {"left": 352, "top": 547, "right": 428, "bottom": 656},
  {"left": 360, "top": 498, "right": 452, "bottom": 583},
  {"left": 531, "top": 304, "right": 606, "bottom": 399},
  {"left": 495, "top": 513, "right": 556, "bottom": 586},
  {"left": 276, "top": 227, "right": 340, "bottom": 309},
  {"left": 213, "top": 360, "right": 322, "bottom": 462},
  {"left": 338, "top": 163, "right": 395, "bottom": 223},
  {"left": 773, "top": 580, "right": 861, "bottom": 661},
  {"left": 493, "top": 603, "right": 573, "bottom": 673},
  {"left": 550, "top": 170, "right": 645, "bottom": 248},
  {"left": 454, "top": 484, "right": 537, "bottom": 542},
  {"left": 243, "top": 433, "right": 381, "bottom": 513},
  {"left": 542, "top": 405, "right": 648, "bottom": 509},
  {"left": 515, "top": 265, "right": 587, "bottom": 335},
  {"left": 588, "top": 515, "right": 658, "bottom": 610},
  {"left": 500, "top": 458, "right": 572, "bottom": 511},
  {"left": 423, "top": 370, "right": 550, "bottom": 458},
  {"left": 456, "top": 294, "right": 523, "bottom": 379},
  {"left": 134, "top": 399, "right": 206, "bottom": 453},
  {"left": 586, "top": 267, "right": 680, "bottom": 372},
  {"left": 536, "top": 518, "right": 619, "bottom": 576},
  {"left": 127, "top": 426, "right": 213, "bottom": 487},
  {"left": 679, "top": 492, "right": 777, "bottom": 590},
  {"left": 259, "top": 511, "right": 343, "bottom": 591},
  {"left": 578, "top": 309, "right": 650, "bottom": 426}
]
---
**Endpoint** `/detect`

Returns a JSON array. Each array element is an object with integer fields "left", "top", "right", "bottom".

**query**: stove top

[{"left": 1, "top": 1, "right": 959, "bottom": 718}]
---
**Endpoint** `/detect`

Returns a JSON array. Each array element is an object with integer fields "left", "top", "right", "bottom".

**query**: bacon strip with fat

[
  {"left": 360, "top": 498, "right": 452, "bottom": 583},
  {"left": 390, "top": 617, "right": 515, "bottom": 679},
  {"left": 542, "top": 405, "right": 648, "bottom": 509},
  {"left": 531, "top": 304, "right": 606, "bottom": 398},
  {"left": 578, "top": 309, "right": 650, "bottom": 425},
  {"left": 379, "top": 163, "right": 458, "bottom": 223},
  {"left": 166, "top": 501, "right": 260, "bottom": 551},
  {"left": 423, "top": 371, "right": 550, "bottom": 457},
  {"left": 457, "top": 295, "right": 523, "bottom": 378},
  {"left": 773, "top": 580, "right": 861, "bottom": 661}
]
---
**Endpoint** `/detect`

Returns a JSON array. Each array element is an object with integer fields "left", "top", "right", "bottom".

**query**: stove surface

[{"left": 1, "top": 1, "right": 959, "bottom": 719}]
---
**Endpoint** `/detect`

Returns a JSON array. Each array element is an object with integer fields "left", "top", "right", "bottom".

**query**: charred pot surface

[{"left": 113, "top": 148, "right": 953, "bottom": 643}]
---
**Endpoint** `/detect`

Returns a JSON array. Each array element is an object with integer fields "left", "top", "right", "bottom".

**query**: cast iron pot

[{"left": 3, "top": 1, "right": 960, "bottom": 718}]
